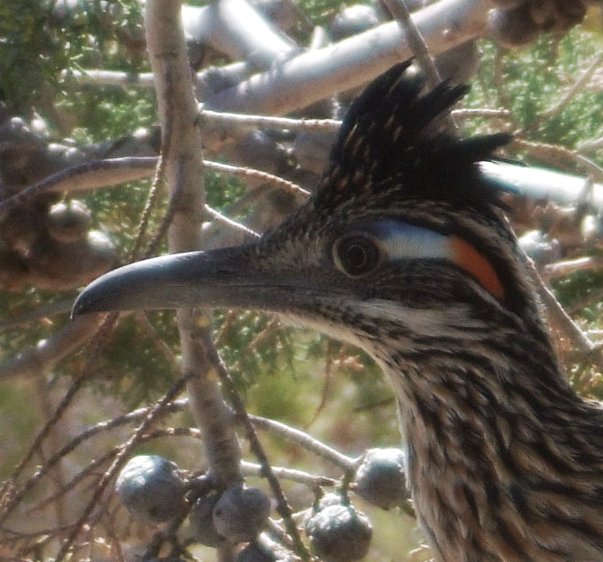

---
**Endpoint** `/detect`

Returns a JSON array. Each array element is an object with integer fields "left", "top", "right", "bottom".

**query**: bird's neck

[{"left": 377, "top": 320, "right": 603, "bottom": 562}]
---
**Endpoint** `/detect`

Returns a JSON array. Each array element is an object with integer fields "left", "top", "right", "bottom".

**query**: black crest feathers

[{"left": 314, "top": 61, "right": 511, "bottom": 212}]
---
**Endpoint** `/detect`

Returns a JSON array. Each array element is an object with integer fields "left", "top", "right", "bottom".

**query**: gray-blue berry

[
  {"left": 353, "top": 448, "right": 409, "bottom": 509},
  {"left": 115, "top": 455, "right": 185, "bottom": 523}
]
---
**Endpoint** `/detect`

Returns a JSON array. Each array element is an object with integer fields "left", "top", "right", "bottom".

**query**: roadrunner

[{"left": 74, "top": 62, "right": 603, "bottom": 561}]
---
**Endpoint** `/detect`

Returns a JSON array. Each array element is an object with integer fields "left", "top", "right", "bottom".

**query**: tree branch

[
  {"left": 144, "top": 2, "right": 243, "bottom": 560},
  {"left": 206, "top": 0, "right": 490, "bottom": 115}
]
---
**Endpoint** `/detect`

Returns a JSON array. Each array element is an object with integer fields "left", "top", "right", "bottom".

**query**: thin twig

[
  {"left": 543, "top": 256, "right": 603, "bottom": 280},
  {"left": 511, "top": 138, "right": 603, "bottom": 183},
  {"left": 209, "top": 347, "right": 311, "bottom": 562},
  {"left": 241, "top": 461, "right": 338, "bottom": 489},
  {"left": 3, "top": 400, "right": 188, "bottom": 519},
  {"left": 0, "top": 157, "right": 157, "bottom": 214},
  {"left": 145, "top": 6, "right": 244, "bottom": 562},
  {"left": 199, "top": 106, "right": 340, "bottom": 133},
  {"left": 248, "top": 414, "right": 357, "bottom": 471},
  {"left": 34, "top": 428, "right": 201, "bottom": 516},
  {"left": 204, "top": 204, "right": 261, "bottom": 239},
  {"left": 53, "top": 374, "right": 192, "bottom": 561},
  {"left": 206, "top": 160, "right": 310, "bottom": 198},
  {"left": 0, "top": 314, "right": 103, "bottom": 381},
  {"left": 382, "top": 0, "right": 442, "bottom": 88},
  {"left": 381, "top": 0, "right": 459, "bottom": 134},
  {"left": 201, "top": 105, "right": 502, "bottom": 133},
  {"left": 526, "top": 258, "right": 603, "bottom": 374},
  {"left": 578, "top": 136, "right": 603, "bottom": 153},
  {"left": 0, "top": 299, "right": 74, "bottom": 331},
  {"left": 33, "top": 372, "right": 68, "bottom": 530},
  {"left": 141, "top": 156, "right": 186, "bottom": 258},
  {"left": 0, "top": 156, "right": 307, "bottom": 225},
  {"left": 130, "top": 153, "right": 167, "bottom": 260},
  {"left": 0, "top": 314, "right": 117, "bottom": 526}
]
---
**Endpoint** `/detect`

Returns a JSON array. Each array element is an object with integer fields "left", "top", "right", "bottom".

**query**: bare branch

[
  {"left": 241, "top": 461, "right": 338, "bottom": 489},
  {"left": 0, "top": 157, "right": 157, "bottom": 214},
  {"left": 206, "top": 160, "right": 310, "bottom": 198},
  {"left": 199, "top": 107, "right": 341, "bottom": 134},
  {"left": 0, "top": 299, "right": 73, "bottom": 331},
  {"left": 144, "top": 4, "right": 243, "bottom": 561},
  {"left": 543, "top": 256, "right": 603, "bottom": 280},
  {"left": 248, "top": 414, "right": 357, "bottom": 471},
  {"left": 206, "top": 0, "right": 490, "bottom": 116},
  {"left": 381, "top": 0, "right": 442, "bottom": 87},
  {"left": 67, "top": 0, "right": 489, "bottom": 120}
]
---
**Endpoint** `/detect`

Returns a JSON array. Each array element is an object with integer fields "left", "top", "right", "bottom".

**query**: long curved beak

[{"left": 72, "top": 246, "right": 272, "bottom": 317}]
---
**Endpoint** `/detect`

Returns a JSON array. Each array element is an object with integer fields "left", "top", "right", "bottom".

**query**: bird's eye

[{"left": 334, "top": 234, "right": 382, "bottom": 277}]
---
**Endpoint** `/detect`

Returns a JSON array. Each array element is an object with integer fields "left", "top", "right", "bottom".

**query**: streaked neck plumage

[{"left": 368, "top": 303, "right": 603, "bottom": 562}]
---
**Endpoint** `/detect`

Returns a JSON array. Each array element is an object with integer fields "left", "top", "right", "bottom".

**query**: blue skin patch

[
  {"left": 370, "top": 220, "right": 450, "bottom": 261},
  {"left": 357, "top": 220, "right": 505, "bottom": 299}
]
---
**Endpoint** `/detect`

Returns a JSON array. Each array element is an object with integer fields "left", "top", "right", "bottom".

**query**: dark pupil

[{"left": 341, "top": 237, "right": 378, "bottom": 275}]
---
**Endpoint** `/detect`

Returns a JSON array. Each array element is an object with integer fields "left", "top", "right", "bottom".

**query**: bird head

[{"left": 73, "top": 62, "right": 543, "bottom": 362}]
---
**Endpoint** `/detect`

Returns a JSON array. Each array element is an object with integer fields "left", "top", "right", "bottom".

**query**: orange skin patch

[
  {"left": 450, "top": 237, "right": 505, "bottom": 300},
  {"left": 365, "top": 219, "right": 506, "bottom": 301}
]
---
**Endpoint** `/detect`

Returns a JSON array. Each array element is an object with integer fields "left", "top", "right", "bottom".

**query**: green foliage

[
  {"left": 215, "top": 311, "right": 297, "bottom": 388},
  {"left": 205, "top": 172, "right": 247, "bottom": 210},
  {"left": 469, "top": 30, "right": 603, "bottom": 155},
  {"left": 67, "top": 88, "right": 156, "bottom": 142},
  {"left": 554, "top": 267, "right": 603, "bottom": 310},
  {"left": 0, "top": 0, "right": 144, "bottom": 115},
  {"left": 298, "top": 0, "right": 340, "bottom": 25},
  {"left": 90, "top": 312, "right": 180, "bottom": 407},
  {"left": 0, "top": 0, "right": 63, "bottom": 112}
]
